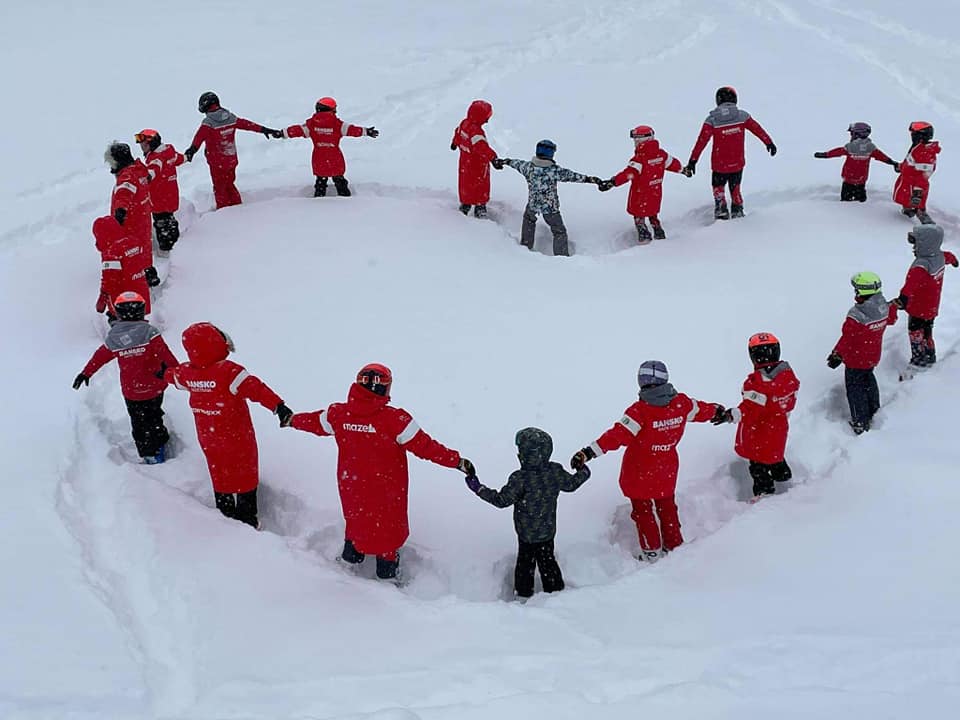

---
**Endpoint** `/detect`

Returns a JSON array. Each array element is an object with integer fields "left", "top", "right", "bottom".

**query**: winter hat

[
  {"left": 637, "top": 360, "right": 669, "bottom": 388},
  {"left": 535, "top": 139, "right": 557, "bottom": 160},
  {"left": 908, "top": 224, "right": 944, "bottom": 256}
]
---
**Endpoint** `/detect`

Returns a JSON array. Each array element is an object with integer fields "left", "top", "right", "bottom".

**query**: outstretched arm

[
  {"left": 474, "top": 472, "right": 524, "bottom": 508},
  {"left": 290, "top": 410, "right": 334, "bottom": 437}
]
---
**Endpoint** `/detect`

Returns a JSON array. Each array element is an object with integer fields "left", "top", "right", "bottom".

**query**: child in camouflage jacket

[{"left": 465, "top": 427, "right": 590, "bottom": 598}]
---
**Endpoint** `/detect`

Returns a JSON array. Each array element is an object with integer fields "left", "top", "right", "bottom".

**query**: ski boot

[
  {"left": 332, "top": 176, "right": 351, "bottom": 197},
  {"left": 849, "top": 420, "right": 870, "bottom": 435},
  {"left": 314, "top": 176, "right": 328, "bottom": 197},
  {"left": 639, "top": 548, "right": 665, "bottom": 564},
  {"left": 459, "top": 203, "right": 471, "bottom": 216},
  {"left": 901, "top": 208, "right": 917, "bottom": 218},
  {"left": 730, "top": 204, "right": 745, "bottom": 218},
  {"left": 636, "top": 222, "right": 653, "bottom": 245},
  {"left": 376, "top": 555, "right": 402, "bottom": 585},
  {"left": 714, "top": 199, "right": 730, "bottom": 220},
  {"left": 143, "top": 444, "right": 166, "bottom": 465},
  {"left": 917, "top": 209, "right": 934, "bottom": 224},
  {"left": 473, "top": 204, "right": 488, "bottom": 219},
  {"left": 652, "top": 225, "right": 666, "bottom": 240}
]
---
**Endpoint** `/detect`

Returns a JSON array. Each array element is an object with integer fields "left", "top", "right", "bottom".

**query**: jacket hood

[
  {"left": 466, "top": 100, "right": 492, "bottom": 124},
  {"left": 182, "top": 322, "right": 230, "bottom": 368},
  {"left": 92, "top": 215, "right": 123, "bottom": 251},
  {"left": 346, "top": 382, "right": 390, "bottom": 416},
  {"left": 912, "top": 224, "right": 944, "bottom": 257},
  {"left": 515, "top": 427, "right": 553, "bottom": 469},
  {"left": 633, "top": 138, "right": 661, "bottom": 159},
  {"left": 639, "top": 382, "right": 678, "bottom": 407}
]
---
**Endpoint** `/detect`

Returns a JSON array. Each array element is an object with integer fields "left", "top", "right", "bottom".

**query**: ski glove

[
  {"left": 710, "top": 407, "right": 734, "bottom": 425},
  {"left": 72, "top": 373, "right": 89, "bottom": 390},
  {"left": 271, "top": 129, "right": 284, "bottom": 139},
  {"left": 457, "top": 457, "right": 476, "bottom": 476},
  {"left": 184, "top": 146, "right": 197, "bottom": 162},
  {"left": 584, "top": 176, "right": 602, "bottom": 185},
  {"left": 465, "top": 475, "right": 482, "bottom": 493},
  {"left": 450, "top": 141, "right": 457, "bottom": 151},
  {"left": 365, "top": 127, "right": 379, "bottom": 138},
  {"left": 682, "top": 160, "right": 696, "bottom": 177},
  {"left": 145, "top": 266, "right": 161, "bottom": 288},
  {"left": 598, "top": 179, "right": 614, "bottom": 191},
  {"left": 893, "top": 294, "right": 907, "bottom": 310},
  {"left": 261, "top": 127, "right": 280, "bottom": 139},
  {"left": 275, "top": 402, "right": 294, "bottom": 428},
  {"left": 826, "top": 351, "right": 842, "bottom": 369},
  {"left": 813, "top": 152, "right": 827, "bottom": 159},
  {"left": 893, "top": 162, "right": 901, "bottom": 173},
  {"left": 571, "top": 446, "right": 597, "bottom": 470},
  {"left": 766, "top": 143, "right": 777, "bottom": 157},
  {"left": 491, "top": 157, "right": 505, "bottom": 170},
  {"left": 113, "top": 207, "right": 127, "bottom": 225}
]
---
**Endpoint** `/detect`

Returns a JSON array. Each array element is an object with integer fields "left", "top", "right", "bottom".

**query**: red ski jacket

[
  {"left": 821, "top": 139, "right": 895, "bottom": 184},
  {"left": 190, "top": 108, "right": 266, "bottom": 170},
  {"left": 81, "top": 320, "right": 178, "bottom": 401},
  {"left": 144, "top": 144, "right": 186, "bottom": 214},
  {"left": 611, "top": 139, "right": 682, "bottom": 218},
  {"left": 93, "top": 215, "right": 150, "bottom": 315},
  {"left": 832, "top": 294, "right": 898, "bottom": 370},
  {"left": 732, "top": 362, "right": 799, "bottom": 465},
  {"left": 452, "top": 100, "right": 497, "bottom": 205},
  {"left": 110, "top": 161, "right": 153, "bottom": 272},
  {"left": 283, "top": 110, "right": 364, "bottom": 178},
  {"left": 894, "top": 141, "right": 940, "bottom": 210},
  {"left": 291, "top": 384, "right": 461, "bottom": 556},
  {"left": 899, "top": 250, "right": 957, "bottom": 320},
  {"left": 167, "top": 323, "right": 284, "bottom": 494},
  {"left": 589, "top": 386, "right": 719, "bottom": 500},
  {"left": 689, "top": 103, "right": 773, "bottom": 174}
]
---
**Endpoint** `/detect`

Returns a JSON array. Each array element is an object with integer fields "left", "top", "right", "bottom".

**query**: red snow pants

[
  {"left": 630, "top": 496, "right": 683, "bottom": 552},
  {"left": 210, "top": 164, "right": 242, "bottom": 209}
]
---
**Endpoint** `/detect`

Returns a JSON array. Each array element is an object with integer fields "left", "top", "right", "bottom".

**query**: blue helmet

[{"left": 535, "top": 139, "right": 557, "bottom": 160}]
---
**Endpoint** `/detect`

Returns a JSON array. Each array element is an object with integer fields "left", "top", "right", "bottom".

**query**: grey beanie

[{"left": 638, "top": 360, "right": 669, "bottom": 387}]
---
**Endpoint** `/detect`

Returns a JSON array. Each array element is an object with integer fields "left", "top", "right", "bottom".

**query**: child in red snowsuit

[
  {"left": 166, "top": 323, "right": 292, "bottom": 528},
  {"left": 600, "top": 125, "right": 685, "bottom": 243},
  {"left": 893, "top": 121, "right": 940, "bottom": 224},
  {"left": 894, "top": 225, "right": 958, "bottom": 370},
  {"left": 714, "top": 333, "right": 800, "bottom": 497},
  {"left": 451, "top": 100, "right": 499, "bottom": 218},
  {"left": 105, "top": 142, "right": 158, "bottom": 288},
  {"left": 136, "top": 129, "right": 186, "bottom": 253},
  {"left": 572, "top": 361, "right": 726, "bottom": 562},
  {"left": 73, "top": 292, "right": 178, "bottom": 464},
  {"left": 814, "top": 122, "right": 897, "bottom": 202},
  {"left": 92, "top": 215, "right": 151, "bottom": 319},
  {"left": 280, "top": 97, "right": 378, "bottom": 198}
]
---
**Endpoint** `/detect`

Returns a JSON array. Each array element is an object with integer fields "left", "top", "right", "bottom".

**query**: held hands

[
  {"left": 271, "top": 129, "right": 284, "bottom": 139},
  {"left": 457, "top": 457, "right": 476, "bottom": 476},
  {"left": 365, "top": 127, "right": 379, "bottom": 138},
  {"left": 682, "top": 160, "right": 696, "bottom": 177},
  {"left": 766, "top": 142, "right": 777, "bottom": 157},
  {"left": 465, "top": 475, "right": 482, "bottom": 493},
  {"left": 710, "top": 406, "right": 734, "bottom": 425},
  {"left": 893, "top": 162, "right": 901, "bottom": 173},
  {"left": 275, "top": 402, "right": 294, "bottom": 427},
  {"left": 184, "top": 146, "right": 197, "bottom": 162},
  {"left": 113, "top": 207, "right": 127, "bottom": 225},
  {"left": 491, "top": 157, "right": 505, "bottom": 170},
  {"left": 570, "top": 446, "right": 596, "bottom": 470},
  {"left": 585, "top": 176, "right": 602, "bottom": 185},
  {"left": 826, "top": 351, "right": 842, "bottom": 369},
  {"left": 72, "top": 373, "right": 89, "bottom": 390},
  {"left": 597, "top": 179, "right": 614, "bottom": 191},
  {"left": 261, "top": 127, "right": 280, "bottom": 139}
]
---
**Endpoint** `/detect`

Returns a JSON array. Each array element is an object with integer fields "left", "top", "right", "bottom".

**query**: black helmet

[
  {"left": 848, "top": 122, "right": 871, "bottom": 140},
  {"left": 114, "top": 291, "right": 146, "bottom": 321},
  {"left": 198, "top": 91, "right": 220, "bottom": 113},
  {"left": 716, "top": 86, "right": 738, "bottom": 105},
  {"left": 909, "top": 121, "right": 934, "bottom": 145},
  {"left": 104, "top": 142, "right": 134, "bottom": 174},
  {"left": 748, "top": 332, "right": 781, "bottom": 366}
]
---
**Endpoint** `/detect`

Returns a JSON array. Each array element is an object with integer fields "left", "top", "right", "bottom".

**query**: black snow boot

[
  {"left": 314, "top": 176, "right": 328, "bottom": 197},
  {"left": 332, "top": 175, "right": 351, "bottom": 197},
  {"left": 459, "top": 203, "right": 471, "bottom": 215},
  {"left": 376, "top": 555, "right": 401, "bottom": 582},
  {"left": 731, "top": 204, "right": 745, "bottom": 218},
  {"left": 340, "top": 539, "right": 365, "bottom": 564},
  {"left": 714, "top": 199, "right": 730, "bottom": 220},
  {"left": 635, "top": 219, "right": 652, "bottom": 244},
  {"left": 473, "top": 204, "right": 487, "bottom": 219},
  {"left": 901, "top": 208, "right": 917, "bottom": 218},
  {"left": 652, "top": 225, "right": 666, "bottom": 240}
]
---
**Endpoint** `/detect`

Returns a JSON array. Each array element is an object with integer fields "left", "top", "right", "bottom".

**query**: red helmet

[
  {"left": 630, "top": 125, "right": 655, "bottom": 141},
  {"left": 356, "top": 363, "right": 392, "bottom": 396},
  {"left": 748, "top": 332, "right": 781, "bottom": 366},
  {"left": 316, "top": 96, "right": 337, "bottom": 112},
  {"left": 909, "top": 121, "right": 934, "bottom": 143},
  {"left": 114, "top": 291, "right": 146, "bottom": 321},
  {"left": 134, "top": 128, "right": 159, "bottom": 143}
]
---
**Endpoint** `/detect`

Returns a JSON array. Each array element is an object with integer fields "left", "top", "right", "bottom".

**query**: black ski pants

[
  {"left": 124, "top": 393, "right": 169, "bottom": 458},
  {"left": 845, "top": 367, "right": 880, "bottom": 429},
  {"left": 215, "top": 489, "right": 259, "bottom": 528},
  {"left": 841, "top": 183, "right": 867, "bottom": 202},
  {"left": 314, "top": 176, "right": 351, "bottom": 197},
  {"left": 749, "top": 460, "right": 792, "bottom": 496},
  {"left": 521, "top": 208, "right": 569, "bottom": 256},
  {"left": 515, "top": 538, "right": 564, "bottom": 598}
]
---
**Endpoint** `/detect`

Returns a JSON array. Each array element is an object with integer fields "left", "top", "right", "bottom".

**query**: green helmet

[{"left": 851, "top": 271, "right": 882, "bottom": 296}]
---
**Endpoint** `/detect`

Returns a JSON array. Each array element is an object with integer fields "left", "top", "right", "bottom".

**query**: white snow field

[{"left": 3, "top": 1, "right": 960, "bottom": 718}]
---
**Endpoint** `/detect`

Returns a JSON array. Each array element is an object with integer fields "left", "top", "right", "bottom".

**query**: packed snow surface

[{"left": 2, "top": 1, "right": 960, "bottom": 718}]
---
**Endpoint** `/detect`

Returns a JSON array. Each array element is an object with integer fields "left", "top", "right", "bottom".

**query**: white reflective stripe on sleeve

[
  {"left": 114, "top": 182, "right": 137, "bottom": 194},
  {"left": 666, "top": 154, "right": 678, "bottom": 167},
  {"left": 471, "top": 134, "right": 486, "bottom": 144},
  {"left": 396, "top": 418, "right": 421, "bottom": 445},
  {"left": 907, "top": 157, "right": 935, "bottom": 172},
  {"left": 101, "top": 260, "right": 122, "bottom": 270},
  {"left": 300, "top": 124, "right": 309, "bottom": 135},
  {"left": 618, "top": 414, "right": 642, "bottom": 436},
  {"left": 686, "top": 399, "right": 700, "bottom": 421},
  {"left": 318, "top": 411, "right": 334, "bottom": 435},
  {"left": 628, "top": 161, "right": 644, "bottom": 172},
  {"left": 589, "top": 441, "right": 603, "bottom": 457},
  {"left": 742, "top": 389, "right": 768, "bottom": 406},
  {"left": 731, "top": 407, "right": 742, "bottom": 423},
  {"left": 228, "top": 369, "right": 250, "bottom": 395}
]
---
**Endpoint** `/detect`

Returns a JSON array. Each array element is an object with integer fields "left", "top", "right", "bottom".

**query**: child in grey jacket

[{"left": 494, "top": 140, "right": 602, "bottom": 256}]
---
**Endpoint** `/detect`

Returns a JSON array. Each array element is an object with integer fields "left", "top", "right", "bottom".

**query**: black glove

[
  {"left": 766, "top": 142, "right": 777, "bottom": 157},
  {"left": 682, "top": 160, "right": 696, "bottom": 177},
  {"left": 261, "top": 127, "right": 279, "bottom": 139},
  {"left": 491, "top": 157, "right": 505, "bottom": 170},
  {"left": 450, "top": 141, "right": 457, "bottom": 151},
  {"left": 72, "top": 373, "right": 89, "bottom": 390},
  {"left": 710, "top": 407, "right": 734, "bottom": 425},
  {"left": 893, "top": 294, "right": 907, "bottom": 310},
  {"left": 826, "top": 351, "right": 842, "bottom": 369},
  {"left": 584, "top": 176, "right": 602, "bottom": 185},
  {"left": 570, "top": 446, "right": 596, "bottom": 470},
  {"left": 365, "top": 126, "right": 379, "bottom": 138},
  {"left": 465, "top": 475, "right": 482, "bottom": 493},
  {"left": 271, "top": 129, "right": 284, "bottom": 139},
  {"left": 275, "top": 402, "right": 294, "bottom": 427},
  {"left": 813, "top": 152, "right": 827, "bottom": 159},
  {"left": 598, "top": 179, "right": 614, "bottom": 191},
  {"left": 893, "top": 162, "right": 901, "bottom": 173},
  {"left": 951, "top": 257, "right": 959, "bottom": 268},
  {"left": 154, "top": 362, "right": 167, "bottom": 380},
  {"left": 184, "top": 145, "right": 197, "bottom": 162},
  {"left": 113, "top": 207, "right": 127, "bottom": 225},
  {"left": 458, "top": 457, "right": 476, "bottom": 476},
  {"left": 145, "top": 266, "right": 161, "bottom": 288}
]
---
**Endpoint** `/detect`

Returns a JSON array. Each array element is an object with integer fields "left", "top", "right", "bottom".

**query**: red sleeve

[
  {"left": 191, "top": 124, "right": 207, "bottom": 150},
  {"left": 81, "top": 345, "right": 114, "bottom": 378},
  {"left": 100, "top": 250, "right": 122, "bottom": 301},
  {"left": 340, "top": 120, "right": 364, "bottom": 139},
  {"left": 689, "top": 122, "right": 713, "bottom": 162},
  {"left": 833, "top": 316, "right": 857, "bottom": 358},
  {"left": 887, "top": 301, "right": 898, "bottom": 326},
  {"left": 594, "top": 407, "right": 641, "bottom": 455},
  {"left": 474, "top": 137, "right": 497, "bottom": 163},
  {"left": 235, "top": 117, "right": 265, "bottom": 133},
  {"left": 744, "top": 117, "right": 773, "bottom": 145},
  {"left": 291, "top": 410, "right": 333, "bottom": 437},
  {"left": 665, "top": 155, "right": 682, "bottom": 173},
  {"left": 823, "top": 147, "right": 846, "bottom": 158},
  {"left": 111, "top": 181, "right": 135, "bottom": 212},
  {"left": 900, "top": 266, "right": 923, "bottom": 303},
  {"left": 688, "top": 398, "right": 720, "bottom": 423},
  {"left": 394, "top": 410, "right": 460, "bottom": 467},
  {"left": 146, "top": 156, "right": 164, "bottom": 181},
  {"left": 611, "top": 168, "right": 632, "bottom": 187},
  {"left": 871, "top": 149, "right": 894, "bottom": 164},
  {"left": 945, "top": 251, "right": 958, "bottom": 267},
  {"left": 233, "top": 370, "right": 282, "bottom": 412},
  {"left": 150, "top": 336, "right": 180, "bottom": 371},
  {"left": 284, "top": 123, "right": 308, "bottom": 139}
]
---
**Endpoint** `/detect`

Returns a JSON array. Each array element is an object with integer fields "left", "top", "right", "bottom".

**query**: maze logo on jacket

[{"left": 343, "top": 422, "right": 376, "bottom": 434}]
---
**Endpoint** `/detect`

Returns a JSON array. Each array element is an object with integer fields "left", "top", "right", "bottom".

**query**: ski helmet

[
  {"left": 356, "top": 363, "right": 392, "bottom": 396},
  {"left": 747, "top": 332, "right": 781, "bottom": 366},
  {"left": 630, "top": 125, "right": 655, "bottom": 142},
  {"left": 316, "top": 96, "right": 337, "bottom": 112},
  {"left": 198, "top": 91, "right": 220, "bottom": 113},
  {"left": 135, "top": 128, "right": 161, "bottom": 152},
  {"left": 104, "top": 142, "right": 134, "bottom": 173},
  {"left": 637, "top": 360, "right": 669, "bottom": 388},
  {"left": 909, "top": 121, "right": 934, "bottom": 145},
  {"left": 535, "top": 139, "right": 557, "bottom": 160},
  {"left": 848, "top": 122, "right": 871, "bottom": 139},
  {"left": 715, "top": 86, "right": 738, "bottom": 105},
  {"left": 114, "top": 291, "right": 146, "bottom": 321},
  {"left": 851, "top": 271, "right": 882, "bottom": 297}
]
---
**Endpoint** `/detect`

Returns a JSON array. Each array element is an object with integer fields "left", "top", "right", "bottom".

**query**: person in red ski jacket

[
  {"left": 280, "top": 96, "right": 378, "bottom": 198},
  {"left": 184, "top": 92, "right": 279, "bottom": 210},
  {"left": 450, "top": 100, "right": 499, "bottom": 218},
  {"left": 714, "top": 333, "right": 800, "bottom": 498},
  {"left": 893, "top": 121, "right": 940, "bottom": 223},
  {"left": 73, "top": 292, "right": 178, "bottom": 464},
  {"left": 136, "top": 129, "right": 186, "bottom": 252},
  {"left": 814, "top": 122, "right": 898, "bottom": 202},
  {"left": 683, "top": 86, "right": 776, "bottom": 220},
  {"left": 106, "top": 142, "right": 158, "bottom": 288},
  {"left": 599, "top": 125, "right": 685, "bottom": 243},
  {"left": 571, "top": 361, "right": 726, "bottom": 562},
  {"left": 894, "top": 224, "right": 958, "bottom": 370},
  {"left": 827, "top": 272, "right": 898, "bottom": 434},
  {"left": 166, "top": 322, "right": 293, "bottom": 528},
  {"left": 289, "top": 364, "right": 474, "bottom": 581},
  {"left": 92, "top": 215, "right": 151, "bottom": 319}
]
